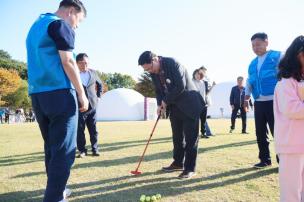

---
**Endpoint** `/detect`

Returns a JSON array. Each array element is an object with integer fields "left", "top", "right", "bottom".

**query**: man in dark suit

[
  {"left": 229, "top": 76, "right": 251, "bottom": 134},
  {"left": 76, "top": 53, "right": 103, "bottom": 158},
  {"left": 138, "top": 51, "right": 204, "bottom": 179}
]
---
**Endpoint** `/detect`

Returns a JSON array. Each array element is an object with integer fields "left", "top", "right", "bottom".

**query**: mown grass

[{"left": 0, "top": 119, "right": 279, "bottom": 201}]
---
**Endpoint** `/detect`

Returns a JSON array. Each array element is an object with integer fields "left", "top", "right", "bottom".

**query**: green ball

[
  {"left": 145, "top": 196, "right": 151, "bottom": 202},
  {"left": 151, "top": 195, "right": 157, "bottom": 201},
  {"left": 156, "top": 194, "right": 161, "bottom": 199},
  {"left": 140, "top": 195, "right": 146, "bottom": 202}
]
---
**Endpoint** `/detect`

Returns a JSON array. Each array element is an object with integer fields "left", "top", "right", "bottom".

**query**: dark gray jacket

[
  {"left": 151, "top": 57, "right": 204, "bottom": 119},
  {"left": 83, "top": 69, "right": 102, "bottom": 110}
]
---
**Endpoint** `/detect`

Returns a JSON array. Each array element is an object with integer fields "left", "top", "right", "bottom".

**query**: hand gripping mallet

[{"left": 130, "top": 114, "right": 161, "bottom": 175}]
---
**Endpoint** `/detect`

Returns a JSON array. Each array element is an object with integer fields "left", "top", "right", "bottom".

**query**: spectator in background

[
  {"left": 229, "top": 76, "right": 252, "bottom": 134},
  {"left": 199, "top": 66, "right": 216, "bottom": 137},
  {"left": 76, "top": 53, "right": 103, "bottom": 158},
  {"left": 192, "top": 69, "right": 209, "bottom": 138}
]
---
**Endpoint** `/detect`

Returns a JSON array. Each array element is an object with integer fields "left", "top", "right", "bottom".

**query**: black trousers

[
  {"left": 169, "top": 105, "right": 199, "bottom": 172},
  {"left": 254, "top": 101, "right": 274, "bottom": 163},
  {"left": 230, "top": 106, "right": 247, "bottom": 132},
  {"left": 77, "top": 108, "right": 99, "bottom": 153},
  {"left": 200, "top": 108, "right": 207, "bottom": 135}
]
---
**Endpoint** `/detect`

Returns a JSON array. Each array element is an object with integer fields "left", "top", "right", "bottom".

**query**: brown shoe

[
  {"left": 178, "top": 171, "right": 196, "bottom": 179},
  {"left": 162, "top": 164, "right": 183, "bottom": 172}
]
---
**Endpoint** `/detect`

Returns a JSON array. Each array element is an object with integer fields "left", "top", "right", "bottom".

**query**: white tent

[
  {"left": 96, "top": 88, "right": 157, "bottom": 121},
  {"left": 207, "top": 81, "right": 254, "bottom": 118}
]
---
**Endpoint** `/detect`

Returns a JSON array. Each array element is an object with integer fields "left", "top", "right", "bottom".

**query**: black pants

[
  {"left": 254, "top": 101, "right": 274, "bottom": 163},
  {"left": 77, "top": 108, "right": 99, "bottom": 153},
  {"left": 200, "top": 108, "right": 207, "bottom": 135},
  {"left": 170, "top": 105, "right": 199, "bottom": 172},
  {"left": 230, "top": 106, "right": 247, "bottom": 132}
]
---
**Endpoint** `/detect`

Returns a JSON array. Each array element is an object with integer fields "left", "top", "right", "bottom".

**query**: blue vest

[
  {"left": 248, "top": 50, "right": 281, "bottom": 99},
  {"left": 26, "top": 13, "right": 72, "bottom": 94}
]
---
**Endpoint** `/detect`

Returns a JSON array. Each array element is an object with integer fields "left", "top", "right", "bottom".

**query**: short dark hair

[
  {"left": 199, "top": 65, "right": 207, "bottom": 71},
  {"left": 237, "top": 76, "right": 244, "bottom": 81},
  {"left": 278, "top": 35, "right": 304, "bottom": 81},
  {"left": 59, "top": 0, "right": 87, "bottom": 17},
  {"left": 76, "top": 53, "right": 88, "bottom": 62},
  {"left": 138, "top": 51, "right": 157, "bottom": 65},
  {"left": 251, "top": 32, "right": 268, "bottom": 41},
  {"left": 192, "top": 69, "right": 200, "bottom": 79}
]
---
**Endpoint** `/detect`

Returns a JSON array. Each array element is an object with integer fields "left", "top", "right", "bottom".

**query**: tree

[
  {"left": 0, "top": 68, "right": 22, "bottom": 105},
  {"left": 97, "top": 72, "right": 136, "bottom": 91},
  {"left": 135, "top": 72, "right": 155, "bottom": 97},
  {"left": 2, "top": 80, "right": 31, "bottom": 109},
  {"left": 0, "top": 49, "right": 27, "bottom": 80}
]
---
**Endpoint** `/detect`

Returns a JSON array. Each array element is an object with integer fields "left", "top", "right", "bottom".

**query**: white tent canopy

[{"left": 96, "top": 88, "right": 157, "bottom": 121}]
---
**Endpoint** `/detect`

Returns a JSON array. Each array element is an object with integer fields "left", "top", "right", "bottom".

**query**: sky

[{"left": 1, "top": 0, "right": 304, "bottom": 82}]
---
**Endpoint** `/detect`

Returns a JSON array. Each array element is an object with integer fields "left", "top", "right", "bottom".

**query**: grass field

[{"left": 0, "top": 119, "right": 279, "bottom": 202}]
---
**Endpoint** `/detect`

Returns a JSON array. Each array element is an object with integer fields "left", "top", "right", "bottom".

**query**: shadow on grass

[
  {"left": 69, "top": 167, "right": 278, "bottom": 202},
  {"left": 73, "top": 140, "right": 256, "bottom": 170},
  {"left": 0, "top": 189, "right": 44, "bottom": 202},
  {"left": 0, "top": 152, "right": 44, "bottom": 167},
  {"left": 99, "top": 136, "right": 172, "bottom": 152}
]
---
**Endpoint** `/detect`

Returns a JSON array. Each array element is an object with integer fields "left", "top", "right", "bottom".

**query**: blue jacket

[
  {"left": 26, "top": 13, "right": 72, "bottom": 94},
  {"left": 247, "top": 50, "right": 281, "bottom": 99}
]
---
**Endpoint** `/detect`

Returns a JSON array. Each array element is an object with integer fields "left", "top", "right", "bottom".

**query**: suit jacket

[
  {"left": 151, "top": 57, "right": 204, "bottom": 119},
  {"left": 82, "top": 69, "right": 102, "bottom": 110}
]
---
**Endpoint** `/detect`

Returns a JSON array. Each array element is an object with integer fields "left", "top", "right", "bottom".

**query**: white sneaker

[{"left": 63, "top": 188, "right": 72, "bottom": 199}]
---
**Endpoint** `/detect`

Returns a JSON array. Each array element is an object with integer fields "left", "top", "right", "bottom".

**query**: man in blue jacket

[
  {"left": 26, "top": 0, "right": 88, "bottom": 201},
  {"left": 244, "top": 33, "right": 281, "bottom": 169},
  {"left": 138, "top": 51, "right": 204, "bottom": 179},
  {"left": 229, "top": 76, "right": 251, "bottom": 134}
]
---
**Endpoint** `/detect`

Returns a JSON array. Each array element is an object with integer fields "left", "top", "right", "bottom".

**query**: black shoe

[
  {"left": 276, "top": 155, "right": 280, "bottom": 164},
  {"left": 201, "top": 134, "right": 209, "bottom": 139},
  {"left": 242, "top": 131, "right": 249, "bottom": 134},
  {"left": 178, "top": 171, "right": 196, "bottom": 179},
  {"left": 253, "top": 161, "right": 272, "bottom": 169},
  {"left": 92, "top": 151, "right": 100, "bottom": 156},
  {"left": 229, "top": 129, "right": 234, "bottom": 133},
  {"left": 77, "top": 151, "right": 87, "bottom": 158},
  {"left": 162, "top": 164, "right": 183, "bottom": 172}
]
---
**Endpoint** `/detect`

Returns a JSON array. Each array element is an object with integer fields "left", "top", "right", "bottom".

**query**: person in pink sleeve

[{"left": 274, "top": 35, "right": 304, "bottom": 202}]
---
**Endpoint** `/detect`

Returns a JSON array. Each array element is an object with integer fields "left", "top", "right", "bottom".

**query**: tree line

[{"left": 0, "top": 49, "right": 155, "bottom": 110}]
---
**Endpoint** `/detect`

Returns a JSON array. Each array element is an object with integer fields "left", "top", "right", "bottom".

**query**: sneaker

[
  {"left": 63, "top": 188, "right": 71, "bottom": 199},
  {"left": 92, "top": 151, "right": 100, "bottom": 156},
  {"left": 242, "top": 131, "right": 249, "bottom": 134},
  {"left": 253, "top": 161, "right": 272, "bottom": 169},
  {"left": 201, "top": 134, "right": 210, "bottom": 139},
  {"left": 77, "top": 152, "right": 87, "bottom": 158},
  {"left": 178, "top": 171, "right": 196, "bottom": 179},
  {"left": 229, "top": 129, "right": 234, "bottom": 133},
  {"left": 162, "top": 164, "right": 183, "bottom": 172}
]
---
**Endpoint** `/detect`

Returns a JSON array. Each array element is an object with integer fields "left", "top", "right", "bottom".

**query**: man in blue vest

[
  {"left": 26, "top": 0, "right": 88, "bottom": 201},
  {"left": 244, "top": 33, "right": 281, "bottom": 169}
]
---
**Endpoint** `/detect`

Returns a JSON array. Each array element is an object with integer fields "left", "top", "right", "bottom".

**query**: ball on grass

[
  {"left": 151, "top": 195, "right": 157, "bottom": 201},
  {"left": 156, "top": 194, "right": 161, "bottom": 199}
]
